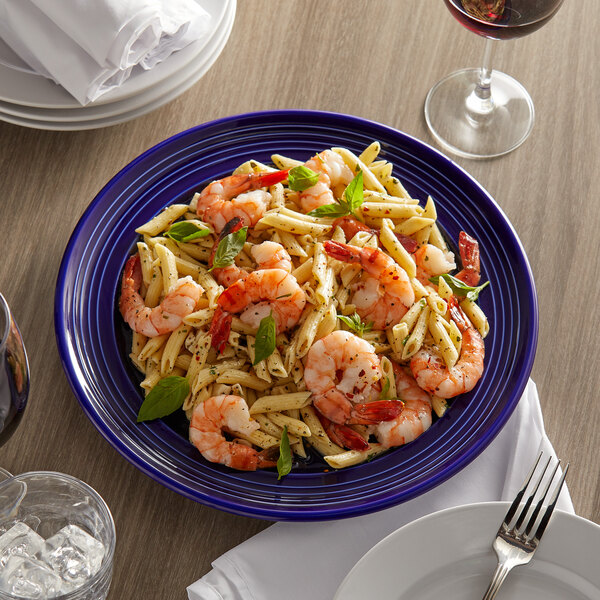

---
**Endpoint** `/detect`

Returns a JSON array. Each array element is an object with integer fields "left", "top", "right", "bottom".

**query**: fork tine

[
  {"left": 501, "top": 451, "right": 542, "bottom": 530},
  {"left": 523, "top": 459, "right": 561, "bottom": 537},
  {"left": 512, "top": 454, "right": 551, "bottom": 531},
  {"left": 528, "top": 463, "right": 569, "bottom": 544}
]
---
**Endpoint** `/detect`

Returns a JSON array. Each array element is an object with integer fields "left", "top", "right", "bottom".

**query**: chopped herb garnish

[
  {"left": 307, "top": 170, "right": 365, "bottom": 219},
  {"left": 337, "top": 311, "right": 373, "bottom": 338},
  {"left": 380, "top": 375, "right": 390, "bottom": 400},
  {"left": 429, "top": 273, "right": 490, "bottom": 302}
]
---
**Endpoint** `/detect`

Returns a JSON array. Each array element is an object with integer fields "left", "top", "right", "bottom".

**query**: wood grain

[{"left": 0, "top": 1, "right": 598, "bottom": 597}]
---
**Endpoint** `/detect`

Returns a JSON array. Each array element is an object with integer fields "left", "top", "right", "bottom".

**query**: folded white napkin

[
  {"left": 187, "top": 380, "right": 573, "bottom": 600},
  {"left": 0, "top": 0, "right": 212, "bottom": 105}
]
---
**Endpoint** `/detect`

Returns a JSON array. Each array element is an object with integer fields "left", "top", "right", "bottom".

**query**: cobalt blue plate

[{"left": 54, "top": 110, "right": 538, "bottom": 521}]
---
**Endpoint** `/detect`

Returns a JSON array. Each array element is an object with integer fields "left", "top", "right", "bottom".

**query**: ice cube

[
  {"left": 0, "top": 555, "right": 65, "bottom": 599},
  {"left": 0, "top": 522, "right": 45, "bottom": 568},
  {"left": 38, "top": 524, "right": 105, "bottom": 588}
]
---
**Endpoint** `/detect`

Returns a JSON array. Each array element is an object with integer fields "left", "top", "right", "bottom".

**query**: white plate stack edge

[{"left": 0, "top": 0, "right": 235, "bottom": 130}]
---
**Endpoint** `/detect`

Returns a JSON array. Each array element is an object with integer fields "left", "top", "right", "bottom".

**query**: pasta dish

[{"left": 118, "top": 142, "right": 490, "bottom": 473}]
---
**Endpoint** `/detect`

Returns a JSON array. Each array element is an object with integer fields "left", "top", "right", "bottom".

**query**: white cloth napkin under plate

[
  {"left": 187, "top": 379, "right": 573, "bottom": 600},
  {"left": 0, "top": 0, "right": 212, "bottom": 105}
]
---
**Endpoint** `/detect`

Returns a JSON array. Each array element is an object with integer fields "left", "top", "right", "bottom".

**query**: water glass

[{"left": 0, "top": 470, "right": 116, "bottom": 600}]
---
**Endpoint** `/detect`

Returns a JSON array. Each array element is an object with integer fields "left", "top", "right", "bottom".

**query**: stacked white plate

[{"left": 0, "top": 0, "right": 236, "bottom": 130}]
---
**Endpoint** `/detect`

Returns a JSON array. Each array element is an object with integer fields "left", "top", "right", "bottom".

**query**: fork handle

[{"left": 481, "top": 562, "right": 512, "bottom": 600}]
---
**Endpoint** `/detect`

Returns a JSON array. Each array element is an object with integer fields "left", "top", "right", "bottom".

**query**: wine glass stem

[{"left": 466, "top": 38, "right": 496, "bottom": 120}]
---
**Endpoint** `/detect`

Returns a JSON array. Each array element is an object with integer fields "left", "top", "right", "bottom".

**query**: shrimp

[
  {"left": 324, "top": 241, "right": 415, "bottom": 329},
  {"left": 209, "top": 269, "right": 306, "bottom": 353},
  {"left": 374, "top": 364, "right": 432, "bottom": 448},
  {"left": 304, "top": 330, "right": 403, "bottom": 426},
  {"left": 250, "top": 240, "right": 292, "bottom": 272},
  {"left": 209, "top": 219, "right": 293, "bottom": 287},
  {"left": 413, "top": 243, "right": 456, "bottom": 286},
  {"left": 189, "top": 395, "right": 278, "bottom": 470},
  {"left": 316, "top": 412, "right": 370, "bottom": 452},
  {"left": 196, "top": 169, "right": 289, "bottom": 233},
  {"left": 455, "top": 231, "right": 481, "bottom": 286},
  {"left": 410, "top": 297, "right": 484, "bottom": 398},
  {"left": 331, "top": 215, "right": 377, "bottom": 242},
  {"left": 299, "top": 150, "right": 354, "bottom": 212},
  {"left": 119, "top": 254, "right": 202, "bottom": 337}
]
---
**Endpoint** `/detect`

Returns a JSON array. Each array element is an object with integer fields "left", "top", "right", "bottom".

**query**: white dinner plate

[
  {"left": 0, "top": 0, "right": 229, "bottom": 109},
  {"left": 0, "top": 2, "right": 235, "bottom": 130},
  {"left": 335, "top": 502, "right": 600, "bottom": 600}
]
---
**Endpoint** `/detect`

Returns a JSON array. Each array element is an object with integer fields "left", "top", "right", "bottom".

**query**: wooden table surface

[{"left": 1, "top": 1, "right": 598, "bottom": 598}]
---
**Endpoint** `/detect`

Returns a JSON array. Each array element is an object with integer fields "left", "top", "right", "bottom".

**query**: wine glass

[
  {"left": 424, "top": 0, "right": 565, "bottom": 159},
  {"left": 0, "top": 293, "right": 30, "bottom": 446}
]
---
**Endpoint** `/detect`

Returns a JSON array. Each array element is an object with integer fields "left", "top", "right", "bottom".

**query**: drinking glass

[
  {"left": 0, "top": 294, "right": 30, "bottom": 447},
  {"left": 0, "top": 470, "right": 116, "bottom": 600},
  {"left": 424, "top": 0, "right": 565, "bottom": 159}
]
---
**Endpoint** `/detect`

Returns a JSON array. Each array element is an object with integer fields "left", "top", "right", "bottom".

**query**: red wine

[
  {"left": 444, "top": 0, "right": 564, "bottom": 40},
  {"left": 0, "top": 297, "right": 29, "bottom": 447}
]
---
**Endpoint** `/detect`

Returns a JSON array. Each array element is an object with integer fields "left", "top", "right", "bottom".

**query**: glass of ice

[{"left": 0, "top": 470, "right": 115, "bottom": 600}]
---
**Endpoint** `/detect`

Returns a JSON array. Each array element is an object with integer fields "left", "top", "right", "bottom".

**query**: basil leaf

[
  {"left": 337, "top": 312, "right": 372, "bottom": 338},
  {"left": 344, "top": 170, "right": 364, "bottom": 214},
  {"left": 253, "top": 313, "right": 276, "bottom": 365},
  {"left": 288, "top": 165, "right": 320, "bottom": 192},
  {"left": 210, "top": 226, "right": 247, "bottom": 270},
  {"left": 277, "top": 426, "right": 292, "bottom": 479},
  {"left": 465, "top": 281, "right": 490, "bottom": 302},
  {"left": 182, "top": 229, "right": 211, "bottom": 242},
  {"left": 137, "top": 376, "right": 189, "bottom": 422},
  {"left": 429, "top": 273, "right": 490, "bottom": 302},
  {"left": 307, "top": 203, "right": 351, "bottom": 218},
  {"left": 165, "top": 221, "right": 210, "bottom": 242}
]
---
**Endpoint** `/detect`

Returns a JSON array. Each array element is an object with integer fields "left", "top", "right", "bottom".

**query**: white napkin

[
  {"left": 187, "top": 380, "right": 573, "bottom": 600},
  {"left": 0, "top": 0, "right": 212, "bottom": 105}
]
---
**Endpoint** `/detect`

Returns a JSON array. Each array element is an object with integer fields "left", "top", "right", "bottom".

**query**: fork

[{"left": 481, "top": 452, "right": 569, "bottom": 600}]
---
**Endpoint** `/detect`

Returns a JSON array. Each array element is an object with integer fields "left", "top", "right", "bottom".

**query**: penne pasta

[
  {"left": 379, "top": 218, "right": 417, "bottom": 278},
  {"left": 428, "top": 312, "right": 459, "bottom": 369},
  {"left": 135, "top": 204, "right": 189, "bottom": 236},
  {"left": 324, "top": 444, "right": 388, "bottom": 469},
  {"left": 154, "top": 243, "right": 179, "bottom": 294},
  {"left": 332, "top": 147, "right": 386, "bottom": 192},
  {"left": 160, "top": 324, "right": 190, "bottom": 376},
  {"left": 301, "top": 406, "right": 344, "bottom": 456},
  {"left": 249, "top": 392, "right": 312, "bottom": 414},
  {"left": 402, "top": 305, "right": 430, "bottom": 360},
  {"left": 267, "top": 412, "right": 311, "bottom": 438},
  {"left": 119, "top": 142, "right": 492, "bottom": 473},
  {"left": 460, "top": 298, "right": 490, "bottom": 338}
]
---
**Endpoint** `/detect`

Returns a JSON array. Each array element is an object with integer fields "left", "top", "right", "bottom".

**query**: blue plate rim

[{"left": 54, "top": 109, "right": 539, "bottom": 520}]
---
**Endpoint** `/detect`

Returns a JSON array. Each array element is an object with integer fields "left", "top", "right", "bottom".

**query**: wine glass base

[{"left": 424, "top": 68, "right": 535, "bottom": 159}]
